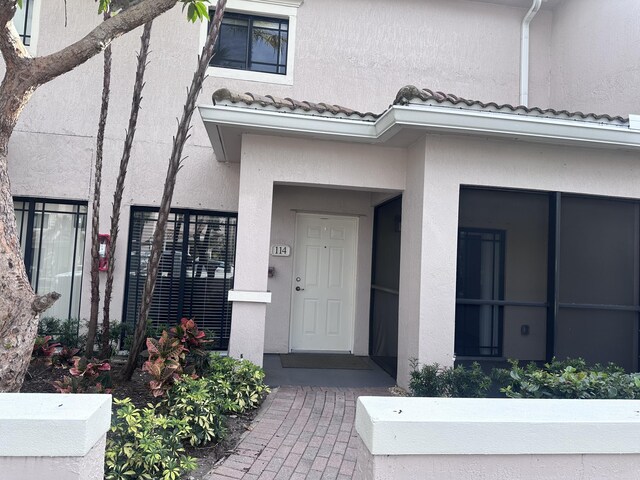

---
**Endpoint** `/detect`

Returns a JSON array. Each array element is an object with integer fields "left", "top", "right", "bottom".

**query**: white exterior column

[
  {"left": 227, "top": 153, "right": 274, "bottom": 366},
  {"left": 397, "top": 139, "right": 427, "bottom": 388},
  {"left": 418, "top": 151, "right": 460, "bottom": 370},
  {"left": 397, "top": 138, "right": 459, "bottom": 388}
]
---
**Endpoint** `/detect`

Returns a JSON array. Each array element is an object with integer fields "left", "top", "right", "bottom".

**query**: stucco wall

[
  {"left": 266, "top": 185, "right": 375, "bottom": 355},
  {"left": 550, "top": 0, "right": 640, "bottom": 116}
]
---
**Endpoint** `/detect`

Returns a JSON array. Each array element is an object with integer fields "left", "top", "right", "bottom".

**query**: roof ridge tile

[{"left": 212, "top": 86, "right": 628, "bottom": 125}]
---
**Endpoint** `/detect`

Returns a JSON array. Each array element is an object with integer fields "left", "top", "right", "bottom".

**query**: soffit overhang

[{"left": 199, "top": 102, "right": 640, "bottom": 164}]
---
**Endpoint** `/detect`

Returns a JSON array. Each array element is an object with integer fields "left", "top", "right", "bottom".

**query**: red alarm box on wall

[{"left": 98, "top": 234, "right": 111, "bottom": 271}]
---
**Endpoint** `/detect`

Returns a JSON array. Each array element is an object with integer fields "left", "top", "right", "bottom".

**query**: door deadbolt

[{"left": 295, "top": 286, "right": 305, "bottom": 291}]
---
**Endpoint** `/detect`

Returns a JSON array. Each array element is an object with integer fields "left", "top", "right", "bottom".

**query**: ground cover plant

[
  {"left": 496, "top": 358, "right": 640, "bottom": 399},
  {"left": 105, "top": 398, "right": 197, "bottom": 480},
  {"left": 409, "top": 360, "right": 491, "bottom": 398},
  {"left": 410, "top": 357, "right": 640, "bottom": 400}
]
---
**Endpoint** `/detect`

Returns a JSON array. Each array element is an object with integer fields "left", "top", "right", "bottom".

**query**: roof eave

[{"left": 198, "top": 104, "right": 640, "bottom": 163}]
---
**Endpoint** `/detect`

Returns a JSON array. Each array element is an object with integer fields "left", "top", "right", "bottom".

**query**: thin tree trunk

[
  {"left": 121, "top": 0, "right": 227, "bottom": 380},
  {"left": 0, "top": 72, "right": 59, "bottom": 392},
  {"left": 86, "top": 12, "right": 113, "bottom": 357},
  {"left": 101, "top": 21, "right": 153, "bottom": 359}
]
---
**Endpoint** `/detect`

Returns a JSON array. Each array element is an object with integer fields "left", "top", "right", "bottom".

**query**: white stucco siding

[
  {"left": 550, "top": 0, "right": 640, "bottom": 117},
  {"left": 266, "top": 185, "right": 375, "bottom": 355},
  {"left": 9, "top": 131, "right": 94, "bottom": 200},
  {"left": 212, "top": 0, "right": 551, "bottom": 112},
  {"left": 240, "top": 135, "right": 407, "bottom": 190}
]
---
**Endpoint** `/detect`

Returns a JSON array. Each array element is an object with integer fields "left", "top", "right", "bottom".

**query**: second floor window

[
  {"left": 14, "top": 0, "right": 35, "bottom": 46},
  {"left": 211, "top": 12, "right": 288, "bottom": 75}
]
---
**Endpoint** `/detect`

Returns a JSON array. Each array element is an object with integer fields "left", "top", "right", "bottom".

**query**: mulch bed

[{"left": 20, "top": 357, "right": 260, "bottom": 479}]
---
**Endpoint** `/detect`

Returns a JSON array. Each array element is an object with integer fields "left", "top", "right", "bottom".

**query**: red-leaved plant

[
  {"left": 143, "top": 331, "right": 187, "bottom": 397},
  {"left": 32, "top": 335, "right": 60, "bottom": 359},
  {"left": 170, "top": 318, "right": 209, "bottom": 349},
  {"left": 53, "top": 357, "right": 112, "bottom": 394},
  {"left": 143, "top": 319, "right": 211, "bottom": 397},
  {"left": 52, "top": 346, "right": 81, "bottom": 368},
  {"left": 171, "top": 318, "right": 210, "bottom": 374}
]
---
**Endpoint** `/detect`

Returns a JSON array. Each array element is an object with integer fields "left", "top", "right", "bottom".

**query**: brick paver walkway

[{"left": 205, "top": 386, "right": 389, "bottom": 480}]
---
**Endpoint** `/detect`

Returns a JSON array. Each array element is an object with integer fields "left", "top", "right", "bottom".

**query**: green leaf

[{"left": 195, "top": 2, "right": 210, "bottom": 20}]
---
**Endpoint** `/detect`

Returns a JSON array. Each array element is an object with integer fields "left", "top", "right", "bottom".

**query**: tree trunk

[
  {"left": 0, "top": 71, "right": 59, "bottom": 392},
  {"left": 101, "top": 21, "right": 153, "bottom": 359},
  {"left": 121, "top": 1, "right": 227, "bottom": 380},
  {"left": 86, "top": 13, "right": 113, "bottom": 357}
]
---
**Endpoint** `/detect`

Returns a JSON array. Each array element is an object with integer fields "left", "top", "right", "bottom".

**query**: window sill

[{"left": 207, "top": 66, "right": 293, "bottom": 86}]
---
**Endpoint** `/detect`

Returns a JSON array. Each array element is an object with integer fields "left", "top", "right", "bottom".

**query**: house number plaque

[{"left": 271, "top": 245, "right": 291, "bottom": 257}]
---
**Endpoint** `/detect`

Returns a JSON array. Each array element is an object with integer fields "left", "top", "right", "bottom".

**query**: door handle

[{"left": 295, "top": 286, "right": 305, "bottom": 291}]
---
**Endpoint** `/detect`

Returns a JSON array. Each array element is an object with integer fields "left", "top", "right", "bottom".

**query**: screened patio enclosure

[{"left": 456, "top": 187, "right": 639, "bottom": 371}]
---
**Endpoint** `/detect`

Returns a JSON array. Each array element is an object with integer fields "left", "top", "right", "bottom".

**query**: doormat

[{"left": 280, "top": 354, "right": 373, "bottom": 370}]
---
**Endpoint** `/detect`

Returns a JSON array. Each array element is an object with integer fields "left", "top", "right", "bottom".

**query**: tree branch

[
  {"left": 31, "top": 0, "right": 178, "bottom": 85},
  {"left": 32, "top": 292, "right": 61, "bottom": 314},
  {"left": 0, "top": 0, "right": 31, "bottom": 68}
]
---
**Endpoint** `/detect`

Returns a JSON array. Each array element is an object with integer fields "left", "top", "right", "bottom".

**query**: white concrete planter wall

[
  {"left": 355, "top": 397, "right": 640, "bottom": 480},
  {"left": 0, "top": 393, "right": 112, "bottom": 480}
]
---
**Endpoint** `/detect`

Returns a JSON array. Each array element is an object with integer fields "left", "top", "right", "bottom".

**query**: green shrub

[
  {"left": 38, "top": 317, "right": 82, "bottom": 348},
  {"left": 105, "top": 398, "right": 197, "bottom": 480},
  {"left": 205, "top": 354, "right": 270, "bottom": 412},
  {"left": 497, "top": 358, "right": 640, "bottom": 399},
  {"left": 409, "top": 360, "right": 491, "bottom": 398},
  {"left": 446, "top": 362, "right": 492, "bottom": 397},
  {"left": 163, "top": 376, "right": 227, "bottom": 447},
  {"left": 409, "top": 361, "right": 444, "bottom": 397}
]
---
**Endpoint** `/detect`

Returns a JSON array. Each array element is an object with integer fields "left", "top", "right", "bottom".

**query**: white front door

[{"left": 290, "top": 214, "right": 358, "bottom": 352}]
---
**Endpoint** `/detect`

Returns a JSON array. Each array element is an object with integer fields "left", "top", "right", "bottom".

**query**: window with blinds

[{"left": 124, "top": 207, "right": 237, "bottom": 350}]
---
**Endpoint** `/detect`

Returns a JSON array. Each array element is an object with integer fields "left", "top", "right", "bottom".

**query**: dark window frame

[
  {"left": 210, "top": 11, "right": 289, "bottom": 75},
  {"left": 455, "top": 227, "right": 506, "bottom": 357},
  {"left": 14, "top": 196, "right": 88, "bottom": 321},
  {"left": 122, "top": 206, "right": 238, "bottom": 350}
]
